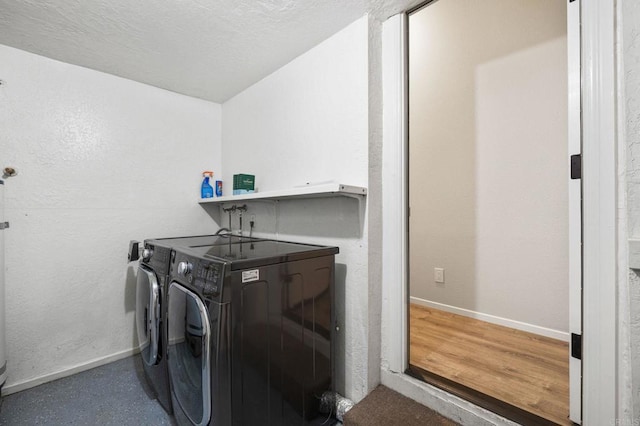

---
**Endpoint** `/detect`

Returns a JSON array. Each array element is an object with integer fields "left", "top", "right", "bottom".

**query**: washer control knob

[
  {"left": 178, "top": 261, "right": 192, "bottom": 276},
  {"left": 142, "top": 248, "right": 153, "bottom": 262}
]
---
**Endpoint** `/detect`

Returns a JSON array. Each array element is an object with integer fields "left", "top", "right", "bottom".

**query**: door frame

[
  {"left": 567, "top": 0, "right": 582, "bottom": 422},
  {"left": 578, "top": 0, "right": 617, "bottom": 423},
  {"left": 380, "top": 0, "right": 617, "bottom": 423}
]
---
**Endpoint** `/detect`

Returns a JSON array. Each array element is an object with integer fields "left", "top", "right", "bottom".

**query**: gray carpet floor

[
  {"left": 0, "top": 359, "right": 460, "bottom": 426},
  {"left": 0, "top": 356, "right": 174, "bottom": 425}
]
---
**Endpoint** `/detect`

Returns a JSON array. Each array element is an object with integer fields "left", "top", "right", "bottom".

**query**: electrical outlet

[{"left": 434, "top": 268, "right": 445, "bottom": 283}]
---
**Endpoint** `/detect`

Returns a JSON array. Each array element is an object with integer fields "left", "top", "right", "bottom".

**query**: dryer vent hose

[{"left": 319, "top": 391, "right": 354, "bottom": 422}]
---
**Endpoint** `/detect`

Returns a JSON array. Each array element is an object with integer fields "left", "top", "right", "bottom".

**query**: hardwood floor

[{"left": 409, "top": 304, "right": 570, "bottom": 425}]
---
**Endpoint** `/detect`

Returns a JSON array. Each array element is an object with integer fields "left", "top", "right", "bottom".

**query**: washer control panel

[
  {"left": 172, "top": 250, "right": 225, "bottom": 300},
  {"left": 194, "top": 261, "right": 224, "bottom": 298},
  {"left": 142, "top": 243, "right": 171, "bottom": 274}
]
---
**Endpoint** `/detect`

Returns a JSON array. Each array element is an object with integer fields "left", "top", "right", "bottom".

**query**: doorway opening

[{"left": 406, "top": 0, "right": 575, "bottom": 424}]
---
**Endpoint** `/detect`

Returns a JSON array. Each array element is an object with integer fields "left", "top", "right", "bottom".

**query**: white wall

[
  {"left": 0, "top": 44, "right": 222, "bottom": 392},
  {"left": 474, "top": 38, "right": 568, "bottom": 333},
  {"left": 408, "top": 0, "right": 569, "bottom": 335},
  {"left": 221, "top": 23, "right": 368, "bottom": 190},
  {"left": 621, "top": 0, "right": 640, "bottom": 419},
  {"left": 221, "top": 16, "right": 372, "bottom": 401}
]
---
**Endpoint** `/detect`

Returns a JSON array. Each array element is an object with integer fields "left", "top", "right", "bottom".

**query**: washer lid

[
  {"left": 187, "top": 240, "right": 339, "bottom": 270},
  {"left": 146, "top": 234, "right": 262, "bottom": 249}
]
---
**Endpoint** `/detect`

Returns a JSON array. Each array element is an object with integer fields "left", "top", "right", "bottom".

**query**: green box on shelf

[{"left": 233, "top": 174, "right": 255, "bottom": 195}]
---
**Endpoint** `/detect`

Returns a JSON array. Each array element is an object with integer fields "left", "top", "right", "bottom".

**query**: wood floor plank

[{"left": 409, "top": 304, "right": 570, "bottom": 425}]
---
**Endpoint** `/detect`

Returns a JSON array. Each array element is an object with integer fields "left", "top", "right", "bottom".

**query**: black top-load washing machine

[
  {"left": 166, "top": 237, "right": 338, "bottom": 426},
  {"left": 133, "top": 234, "right": 265, "bottom": 416}
]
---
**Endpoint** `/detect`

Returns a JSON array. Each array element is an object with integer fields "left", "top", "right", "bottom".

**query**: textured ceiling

[{"left": 0, "top": 0, "right": 420, "bottom": 103}]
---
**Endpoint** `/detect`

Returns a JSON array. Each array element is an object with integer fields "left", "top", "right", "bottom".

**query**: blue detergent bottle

[{"left": 201, "top": 171, "right": 214, "bottom": 198}]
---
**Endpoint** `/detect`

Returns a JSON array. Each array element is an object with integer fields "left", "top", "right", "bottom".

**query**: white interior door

[{"left": 567, "top": 0, "right": 582, "bottom": 423}]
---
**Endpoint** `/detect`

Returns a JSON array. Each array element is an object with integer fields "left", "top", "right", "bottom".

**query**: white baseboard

[
  {"left": 1, "top": 347, "right": 140, "bottom": 396},
  {"left": 410, "top": 297, "right": 570, "bottom": 342}
]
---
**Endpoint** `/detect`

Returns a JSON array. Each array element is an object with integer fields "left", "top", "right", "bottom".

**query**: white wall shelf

[{"left": 198, "top": 183, "right": 367, "bottom": 205}]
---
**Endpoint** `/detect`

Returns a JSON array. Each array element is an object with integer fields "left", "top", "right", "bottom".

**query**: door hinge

[
  {"left": 571, "top": 333, "right": 582, "bottom": 360},
  {"left": 571, "top": 154, "right": 582, "bottom": 179},
  {"left": 0, "top": 222, "right": 8, "bottom": 230}
]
